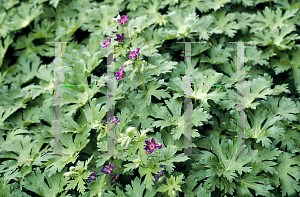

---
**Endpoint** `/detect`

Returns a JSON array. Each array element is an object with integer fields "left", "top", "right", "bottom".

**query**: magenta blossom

[
  {"left": 101, "top": 161, "right": 116, "bottom": 175},
  {"left": 106, "top": 116, "right": 120, "bottom": 125},
  {"left": 117, "top": 15, "right": 129, "bottom": 25},
  {"left": 86, "top": 170, "right": 97, "bottom": 183},
  {"left": 115, "top": 33, "right": 125, "bottom": 43},
  {"left": 152, "top": 165, "right": 165, "bottom": 181},
  {"left": 110, "top": 173, "right": 118, "bottom": 185},
  {"left": 144, "top": 138, "right": 162, "bottom": 155},
  {"left": 129, "top": 48, "right": 140, "bottom": 59},
  {"left": 116, "top": 67, "right": 125, "bottom": 80},
  {"left": 102, "top": 37, "right": 111, "bottom": 48}
]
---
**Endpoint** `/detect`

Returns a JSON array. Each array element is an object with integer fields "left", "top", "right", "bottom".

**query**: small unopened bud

[
  {"left": 63, "top": 172, "right": 72, "bottom": 177},
  {"left": 70, "top": 166, "right": 76, "bottom": 171},
  {"left": 126, "top": 127, "right": 135, "bottom": 138},
  {"left": 123, "top": 60, "right": 133, "bottom": 67},
  {"left": 112, "top": 14, "right": 121, "bottom": 23}
]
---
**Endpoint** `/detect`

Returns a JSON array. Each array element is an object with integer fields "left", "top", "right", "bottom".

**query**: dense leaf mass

[{"left": 0, "top": 0, "right": 300, "bottom": 196}]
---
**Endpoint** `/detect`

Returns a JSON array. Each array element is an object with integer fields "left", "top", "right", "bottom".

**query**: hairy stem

[{"left": 136, "top": 63, "right": 146, "bottom": 91}]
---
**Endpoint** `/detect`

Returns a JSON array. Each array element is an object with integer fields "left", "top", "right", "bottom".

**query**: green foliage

[{"left": 0, "top": 0, "right": 300, "bottom": 196}]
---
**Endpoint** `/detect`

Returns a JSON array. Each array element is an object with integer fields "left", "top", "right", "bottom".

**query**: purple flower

[
  {"left": 114, "top": 116, "right": 120, "bottom": 124},
  {"left": 102, "top": 37, "right": 111, "bottom": 48},
  {"left": 101, "top": 161, "right": 116, "bottom": 175},
  {"left": 106, "top": 116, "right": 120, "bottom": 125},
  {"left": 144, "top": 138, "right": 162, "bottom": 155},
  {"left": 117, "top": 15, "right": 129, "bottom": 25},
  {"left": 116, "top": 67, "right": 125, "bottom": 80},
  {"left": 86, "top": 170, "right": 97, "bottom": 183},
  {"left": 129, "top": 48, "right": 140, "bottom": 59},
  {"left": 110, "top": 173, "right": 118, "bottom": 185},
  {"left": 115, "top": 33, "right": 125, "bottom": 43},
  {"left": 152, "top": 165, "right": 164, "bottom": 181}
]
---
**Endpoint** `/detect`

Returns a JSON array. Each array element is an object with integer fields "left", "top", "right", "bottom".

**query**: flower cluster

[
  {"left": 123, "top": 60, "right": 133, "bottom": 67},
  {"left": 117, "top": 15, "right": 129, "bottom": 25},
  {"left": 115, "top": 33, "right": 125, "bottom": 43},
  {"left": 102, "top": 37, "right": 111, "bottom": 48},
  {"left": 152, "top": 165, "right": 165, "bottom": 181},
  {"left": 144, "top": 138, "right": 162, "bottom": 155},
  {"left": 101, "top": 161, "right": 115, "bottom": 175},
  {"left": 101, "top": 161, "right": 118, "bottom": 186},
  {"left": 116, "top": 67, "right": 125, "bottom": 80},
  {"left": 129, "top": 48, "right": 140, "bottom": 59},
  {"left": 106, "top": 116, "right": 120, "bottom": 125},
  {"left": 110, "top": 173, "right": 118, "bottom": 185},
  {"left": 86, "top": 170, "right": 97, "bottom": 183}
]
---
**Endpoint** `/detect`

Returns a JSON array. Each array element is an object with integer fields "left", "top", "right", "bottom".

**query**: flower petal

[
  {"left": 147, "top": 149, "right": 153, "bottom": 154},
  {"left": 151, "top": 138, "right": 155, "bottom": 144},
  {"left": 144, "top": 146, "right": 149, "bottom": 150},
  {"left": 145, "top": 140, "right": 151, "bottom": 145}
]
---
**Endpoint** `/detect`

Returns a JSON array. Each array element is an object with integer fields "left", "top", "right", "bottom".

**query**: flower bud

[
  {"left": 141, "top": 65, "right": 144, "bottom": 72},
  {"left": 63, "top": 172, "right": 72, "bottom": 177},
  {"left": 126, "top": 127, "right": 135, "bottom": 138},
  {"left": 70, "top": 166, "right": 76, "bottom": 171},
  {"left": 111, "top": 14, "right": 121, "bottom": 23},
  {"left": 123, "top": 60, "right": 133, "bottom": 67}
]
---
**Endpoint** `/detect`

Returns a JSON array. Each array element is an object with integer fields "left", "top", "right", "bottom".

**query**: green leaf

[
  {"left": 146, "top": 53, "right": 178, "bottom": 76},
  {"left": 7, "top": 2, "right": 43, "bottom": 30},
  {"left": 274, "top": 152, "right": 300, "bottom": 196},
  {"left": 274, "top": 128, "right": 300, "bottom": 153},
  {"left": 200, "top": 135, "right": 257, "bottom": 195},
  {"left": 199, "top": 44, "right": 231, "bottom": 64},
  {"left": 65, "top": 156, "right": 94, "bottom": 195},
  {"left": 118, "top": 91, "right": 155, "bottom": 130},
  {"left": 138, "top": 165, "right": 160, "bottom": 191},
  {"left": 245, "top": 108, "right": 285, "bottom": 149},
  {"left": 179, "top": 0, "right": 230, "bottom": 13},
  {"left": 164, "top": 9, "right": 200, "bottom": 38},
  {"left": 23, "top": 168, "right": 68, "bottom": 197},
  {"left": 181, "top": 175, "right": 202, "bottom": 197},
  {"left": 135, "top": 79, "right": 171, "bottom": 107},
  {"left": 44, "top": 127, "right": 90, "bottom": 176},
  {"left": 249, "top": 7, "right": 298, "bottom": 33},
  {"left": 271, "top": 46, "right": 300, "bottom": 75},
  {"left": 258, "top": 96, "right": 300, "bottom": 121},
  {"left": 0, "top": 35, "right": 13, "bottom": 66},
  {"left": 236, "top": 173, "right": 274, "bottom": 197},
  {"left": 152, "top": 98, "right": 211, "bottom": 140},
  {"left": 125, "top": 177, "right": 146, "bottom": 197},
  {"left": 243, "top": 76, "right": 274, "bottom": 109},
  {"left": 157, "top": 174, "right": 185, "bottom": 197},
  {"left": 211, "top": 10, "right": 238, "bottom": 38},
  {"left": 251, "top": 24, "right": 300, "bottom": 50},
  {"left": 0, "top": 135, "right": 49, "bottom": 176}
]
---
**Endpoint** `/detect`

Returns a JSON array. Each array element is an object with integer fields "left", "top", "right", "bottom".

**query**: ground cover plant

[{"left": 1, "top": 0, "right": 300, "bottom": 196}]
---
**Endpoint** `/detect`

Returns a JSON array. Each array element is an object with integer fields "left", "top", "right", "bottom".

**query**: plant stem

[
  {"left": 136, "top": 63, "right": 146, "bottom": 91},
  {"left": 125, "top": 75, "right": 138, "bottom": 90},
  {"left": 84, "top": 179, "right": 91, "bottom": 191},
  {"left": 126, "top": 25, "right": 129, "bottom": 40},
  {"left": 121, "top": 26, "right": 126, "bottom": 37}
]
